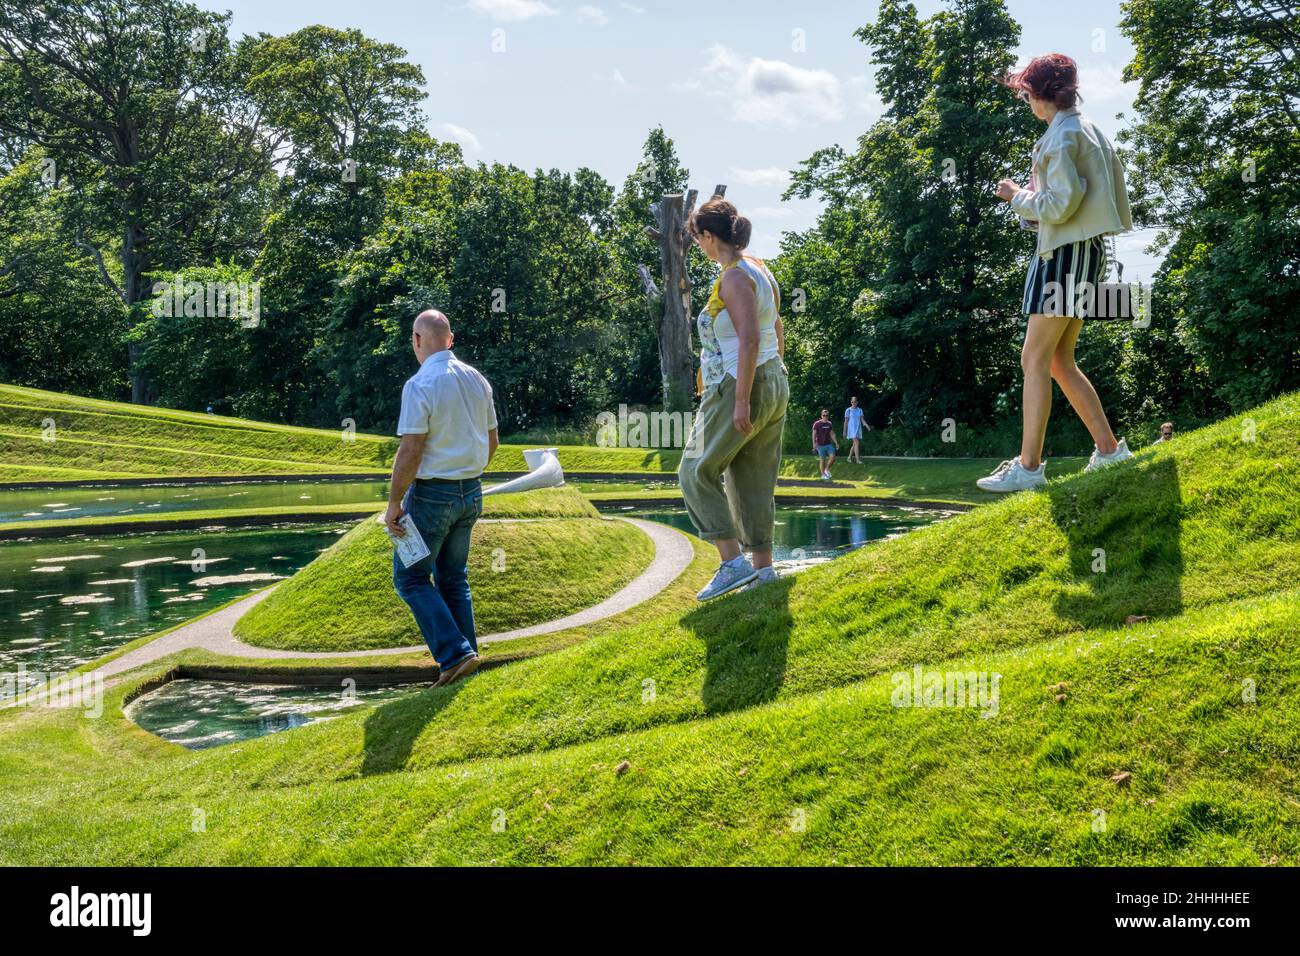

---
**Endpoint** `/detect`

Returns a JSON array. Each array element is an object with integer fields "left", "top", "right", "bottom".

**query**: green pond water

[
  {"left": 2, "top": 477, "right": 950, "bottom": 748},
  {"left": 629, "top": 502, "right": 951, "bottom": 568},
  {"left": 126, "top": 678, "right": 433, "bottom": 749},
  {"left": 0, "top": 522, "right": 350, "bottom": 689},
  {"left": 0, "top": 479, "right": 390, "bottom": 525}
]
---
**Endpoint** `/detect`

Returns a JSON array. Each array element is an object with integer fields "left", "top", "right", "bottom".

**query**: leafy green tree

[
  {"left": 130, "top": 263, "right": 263, "bottom": 414},
  {"left": 784, "top": 0, "right": 1037, "bottom": 447},
  {"left": 321, "top": 159, "right": 618, "bottom": 433},
  {"left": 0, "top": 152, "right": 127, "bottom": 397},
  {"left": 1120, "top": 0, "right": 1300, "bottom": 412},
  {"left": 0, "top": 0, "right": 274, "bottom": 402}
]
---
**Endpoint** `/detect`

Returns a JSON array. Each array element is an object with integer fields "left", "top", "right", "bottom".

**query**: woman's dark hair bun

[
  {"left": 730, "top": 213, "right": 752, "bottom": 250},
  {"left": 688, "top": 198, "right": 752, "bottom": 251}
]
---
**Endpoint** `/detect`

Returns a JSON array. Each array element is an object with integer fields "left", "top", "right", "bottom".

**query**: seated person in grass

[
  {"left": 812, "top": 409, "right": 839, "bottom": 480},
  {"left": 1152, "top": 421, "right": 1174, "bottom": 445}
]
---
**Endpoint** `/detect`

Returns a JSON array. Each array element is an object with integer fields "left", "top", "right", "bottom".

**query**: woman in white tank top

[{"left": 679, "top": 198, "right": 791, "bottom": 601}]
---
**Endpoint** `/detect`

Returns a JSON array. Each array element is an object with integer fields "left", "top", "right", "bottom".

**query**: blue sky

[{"left": 206, "top": 0, "right": 1162, "bottom": 277}]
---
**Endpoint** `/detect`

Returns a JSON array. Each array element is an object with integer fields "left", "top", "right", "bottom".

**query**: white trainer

[
  {"left": 1085, "top": 438, "right": 1134, "bottom": 473},
  {"left": 976, "top": 456, "right": 1047, "bottom": 493},
  {"left": 696, "top": 556, "right": 759, "bottom": 601},
  {"left": 744, "top": 566, "right": 779, "bottom": 591}
]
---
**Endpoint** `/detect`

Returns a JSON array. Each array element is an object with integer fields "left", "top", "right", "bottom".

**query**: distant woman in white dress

[{"left": 843, "top": 396, "right": 866, "bottom": 464}]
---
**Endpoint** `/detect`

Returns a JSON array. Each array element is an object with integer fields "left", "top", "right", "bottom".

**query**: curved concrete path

[{"left": 89, "top": 517, "right": 694, "bottom": 682}]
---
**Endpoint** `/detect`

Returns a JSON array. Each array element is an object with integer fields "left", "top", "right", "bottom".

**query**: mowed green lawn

[{"left": 0, "top": 393, "right": 1297, "bottom": 864}]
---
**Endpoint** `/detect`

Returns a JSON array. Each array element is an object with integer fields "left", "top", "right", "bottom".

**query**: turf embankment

[
  {"left": 1, "top": 393, "right": 1298, "bottom": 864},
  {"left": 233, "top": 490, "right": 655, "bottom": 651},
  {"left": 0, "top": 384, "right": 396, "bottom": 482}
]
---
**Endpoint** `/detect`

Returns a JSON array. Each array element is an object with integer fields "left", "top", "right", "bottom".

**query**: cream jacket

[{"left": 1010, "top": 108, "right": 1133, "bottom": 257}]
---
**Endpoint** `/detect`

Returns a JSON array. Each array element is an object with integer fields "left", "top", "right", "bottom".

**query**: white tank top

[{"left": 697, "top": 256, "right": 780, "bottom": 387}]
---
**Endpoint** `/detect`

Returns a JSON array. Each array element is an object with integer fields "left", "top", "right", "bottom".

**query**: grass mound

[{"left": 234, "top": 492, "right": 650, "bottom": 650}]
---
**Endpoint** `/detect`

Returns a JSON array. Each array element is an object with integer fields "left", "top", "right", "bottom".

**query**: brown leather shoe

[{"left": 434, "top": 653, "right": 480, "bottom": 688}]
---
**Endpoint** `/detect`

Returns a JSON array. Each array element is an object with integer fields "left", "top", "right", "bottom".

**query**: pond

[
  {"left": 625, "top": 502, "right": 951, "bottom": 570},
  {"left": 0, "top": 478, "right": 390, "bottom": 525},
  {"left": 0, "top": 522, "right": 350, "bottom": 690},
  {"left": 126, "top": 677, "right": 433, "bottom": 749}
]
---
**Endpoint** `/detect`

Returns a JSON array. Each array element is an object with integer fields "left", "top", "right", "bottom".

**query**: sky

[{"left": 204, "top": 0, "right": 1163, "bottom": 278}]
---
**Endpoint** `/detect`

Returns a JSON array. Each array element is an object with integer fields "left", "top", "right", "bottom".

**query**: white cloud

[
  {"left": 593, "top": 68, "right": 629, "bottom": 90},
  {"left": 691, "top": 45, "right": 846, "bottom": 127},
  {"left": 846, "top": 74, "right": 885, "bottom": 120},
  {"left": 1078, "top": 60, "right": 1139, "bottom": 126},
  {"left": 467, "top": 0, "right": 557, "bottom": 22},
  {"left": 730, "top": 166, "right": 792, "bottom": 188},
  {"left": 618, "top": 1, "right": 645, "bottom": 12},
  {"left": 436, "top": 123, "right": 482, "bottom": 153},
  {"left": 576, "top": 4, "right": 608, "bottom": 25}
]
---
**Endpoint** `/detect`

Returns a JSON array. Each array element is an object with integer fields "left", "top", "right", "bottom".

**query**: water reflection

[
  {"left": 0, "top": 523, "right": 349, "bottom": 687},
  {"left": 126, "top": 678, "right": 433, "bottom": 749},
  {"left": 628, "top": 503, "right": 951, "bottom": 569},
  {"left": 0, "top": 479, "right": 389, "bottom": 525}
]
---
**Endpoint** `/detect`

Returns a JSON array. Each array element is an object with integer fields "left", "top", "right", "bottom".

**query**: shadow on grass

[
  {"left": 360, "top": 676, "right": 468, "bottom": 776},
  {"left": 1047, "top": 455, "right": 1183, "bottom": 625},
  {"left": 680, "top": 575, "right": 794, "bottom": 714}
]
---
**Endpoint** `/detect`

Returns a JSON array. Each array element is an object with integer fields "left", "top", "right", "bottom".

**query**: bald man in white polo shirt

[{"left": 384, "top": 310, "right": 499, "bottom": 689}]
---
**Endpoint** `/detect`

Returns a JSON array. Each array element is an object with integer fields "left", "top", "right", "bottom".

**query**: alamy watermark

[
  {"left": 891, "top": 665, "right": 1001, "bottom": 718},
  {"left": 1041, "top": 279, "right": 1152, "bottom": 326},
  {"left": 595, "top": 405, "right": 701, "bottom": 457},
  {"left": 149, "top": 278, "right": 261, "bottom": 328},
  {"left": 2, "top": 667, "right": 104, "bottom": 718}
]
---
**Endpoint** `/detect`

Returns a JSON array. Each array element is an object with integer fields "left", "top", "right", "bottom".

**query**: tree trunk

[
  {"left": 641, "top": 185, "right": 725, "bottom": 413},
  {"left": 121, "top": 219, "right": 151, "bottom": 404}
]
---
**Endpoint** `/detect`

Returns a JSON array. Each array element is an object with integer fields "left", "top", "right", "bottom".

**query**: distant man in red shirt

[{"left": 812, "top": 408, "right": 839, "bottom": 480}]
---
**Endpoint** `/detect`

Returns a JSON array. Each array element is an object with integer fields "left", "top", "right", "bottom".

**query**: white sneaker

[
  {"left": 976, "top": 456, "right": 1047, "bottom": 493},
  {"left": 1084, "top": 438, "right": 1133, "bottom": 473},
  {"left": 744, "top": 566, "right": 779, "bottom": 591},
  {"left": 696, "top": 556, "right": 759, "bottom": 601}
]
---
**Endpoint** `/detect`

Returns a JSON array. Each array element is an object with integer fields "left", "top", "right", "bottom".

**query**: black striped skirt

[{"left": 1022, "top": 236, "right": 1111, "bottom": 319}]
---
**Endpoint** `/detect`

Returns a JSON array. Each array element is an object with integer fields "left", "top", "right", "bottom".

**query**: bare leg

[
  {"left": 1050, "top": 319, "right": 1119, "bottom": 454},
  {"left": 750, "top": 548, "right": 773, "bottom": 569},
  {"left": 714, "top": 538, "right": 742, "bottom": 562},
  {"left": 1020, "top": 313, "right": 1073, "bottom": 471}
]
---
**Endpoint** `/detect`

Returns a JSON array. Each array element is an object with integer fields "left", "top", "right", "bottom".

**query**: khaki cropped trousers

[{"left": 678, "top": 359, "right": 789, "bottom": 551}]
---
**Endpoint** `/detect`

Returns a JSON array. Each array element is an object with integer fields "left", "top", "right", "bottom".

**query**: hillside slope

[
  {"left": 0, "top": 384, "right": 395, "bottom": 480},
  {"left": 1, "top": 393, "right": 1298, "bottom": 865}
]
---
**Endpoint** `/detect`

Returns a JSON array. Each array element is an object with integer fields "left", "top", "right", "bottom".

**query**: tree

[
  {"left": 0, "top": 151, "right": 127, "bottom": 397},
  {"left": 606, "top": 128, "right": 710, "bottom": 414},
  {"left": 784, "top": 0, "right": 1037, "bottom": 448},
  {"left": 1120, "top": 0, "right": 1300, "bottom": 412},
  {"left": 0, "top": 0, "right": 275, "bottom": 402}
]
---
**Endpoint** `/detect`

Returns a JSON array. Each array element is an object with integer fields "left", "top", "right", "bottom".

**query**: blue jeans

[{"left": 392, "top": 478, "right": 482, "bottom": 669}]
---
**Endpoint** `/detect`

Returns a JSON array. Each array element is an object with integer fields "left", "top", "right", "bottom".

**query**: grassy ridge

[
  {"left": 0, "top": 394, "right": 1297, "bottom": 864},
  {"left": 2, "top": 383, "right": 1064, "bottom": 508},
  {"left": 0, "top": 384, "right": 395, "bottom": 480},
  {"left": 1, "top": 590, "right": 1296, "bottom": 864},
  {"left": 107, "top": 393, "right": 1300, "bottom": 786}
]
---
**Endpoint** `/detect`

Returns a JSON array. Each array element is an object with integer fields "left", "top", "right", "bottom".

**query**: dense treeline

[{"left": 0, "top": 0, "right": 1294, "bottom": 451}]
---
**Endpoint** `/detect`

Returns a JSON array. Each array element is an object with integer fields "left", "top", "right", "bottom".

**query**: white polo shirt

[{"left": 396, "top": 350, "right": 498, "bottom": 479}]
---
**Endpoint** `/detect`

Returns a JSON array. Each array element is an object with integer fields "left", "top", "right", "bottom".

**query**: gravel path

[{"left": 88, "top": 517, "right": 693, "bottom": 682}]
